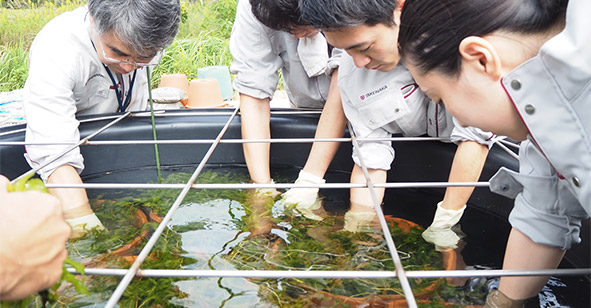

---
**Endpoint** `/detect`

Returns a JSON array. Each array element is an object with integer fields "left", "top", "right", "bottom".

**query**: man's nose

[
  {"left": 351, "top": 53, "right": 371, "bottom": 68},
  {"left": 119, "top": 63, "right": 138, "bottom": 74}
]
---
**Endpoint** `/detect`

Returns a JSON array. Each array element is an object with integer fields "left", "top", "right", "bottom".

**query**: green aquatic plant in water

[
  {"left": 11, "top": 170, "right": 483, "bottom": 307},
  {"left": 225, "top": 213, "right": 446, "bottom": 307},
  {"left": 65, "top": 171, "right": 250, "bottom": 307},
  {"left": 23, "top": 170, "right": 249, "bottom": 307}
]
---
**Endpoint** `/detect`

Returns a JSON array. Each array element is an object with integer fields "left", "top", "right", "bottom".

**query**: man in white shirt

[
  {"left": 23, "top": 0, "right": 181, "bottom": 236},
  {"left": 300, "top": 0, "right": 497, "bottom": 248},
  {"left": 229, "top": 0, "right": 347, "bottom": 208}
]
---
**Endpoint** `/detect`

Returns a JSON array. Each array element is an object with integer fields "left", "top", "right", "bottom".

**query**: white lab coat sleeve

[
  {"left": 23, "top": 25, "right": 84, "bottom": 181},
  {"left": 351, "top": 126, "right": 395, "bottom": 171},
  {"left": 229, "top": 0, "right": 282, "bottom": 100},
  {"left": 502, "top": 0, "right": 591, "bottom": 208}
]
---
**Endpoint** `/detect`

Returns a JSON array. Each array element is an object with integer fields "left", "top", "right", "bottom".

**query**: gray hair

[{"left": 88, "top": 0, "right": 181, "bottom": 57}]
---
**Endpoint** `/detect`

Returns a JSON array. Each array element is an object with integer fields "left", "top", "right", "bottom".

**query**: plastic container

[{"left": 197, "top": 66, "right": 234, "bottom": 101}]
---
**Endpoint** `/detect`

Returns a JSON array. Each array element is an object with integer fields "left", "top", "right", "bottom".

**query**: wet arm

[{"left": 47, "top": 164, "right": 92, "bottom": 217}]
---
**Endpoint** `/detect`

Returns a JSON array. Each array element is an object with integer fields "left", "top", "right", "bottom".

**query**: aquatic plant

[
  {"left": 7, "top": 170, "right": 487, "bottom": 307},
  {"left": 225, "top": 214, "right": 445, "bottom": 306}
]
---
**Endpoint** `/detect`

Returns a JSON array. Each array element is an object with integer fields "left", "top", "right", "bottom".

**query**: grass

[
  {"left": 0, "top": 0, "right": 237, "bottom": 91},
  {"left": 0, "top": 0, "right": 84, "bottom": 49},
  {"left": 152, "top": 32, "right": 233, "bottom": 84},
  {"left": 0, "top": 45, "right": 29, "bottom": 91}
]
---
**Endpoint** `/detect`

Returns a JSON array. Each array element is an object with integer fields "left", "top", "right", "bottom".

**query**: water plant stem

[{"left": 146, "top": 67, "right": 163, "bottom": 183}]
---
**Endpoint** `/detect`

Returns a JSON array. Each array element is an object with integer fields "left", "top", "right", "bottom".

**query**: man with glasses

[{"left": 22, "top": 0, "right": 180, "bottom": 236}]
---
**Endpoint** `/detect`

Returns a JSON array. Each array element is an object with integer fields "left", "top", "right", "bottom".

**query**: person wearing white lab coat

[
  {"left": 337, "top": 53, "right": 497, "bottom": 235},
  {"left": 23, "top": 0, "right": 180, "bottom": 236},
  {"left": 397, "top": 0, "right": 588, "bottom": 305},
  {"left": 229, "top": 0, "right": 346, "bottom": 205},
  {"left": 299, "top": 0, "right": 496, "bottom": 249}
]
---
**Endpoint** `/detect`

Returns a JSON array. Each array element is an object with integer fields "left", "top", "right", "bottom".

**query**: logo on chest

[{"left": 360, "top": 84, "right": 388, "bottom": 101}]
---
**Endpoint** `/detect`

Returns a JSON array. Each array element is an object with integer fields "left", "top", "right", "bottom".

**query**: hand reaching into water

[
  {"left": 343, "top": 210, "right": 379, "bottom": 233},
  {"left": 422, "top": 201, "right": 466, "bottom": 251},
  {"left": 278, "top": 170, "right": 326, "bottom": 220}
]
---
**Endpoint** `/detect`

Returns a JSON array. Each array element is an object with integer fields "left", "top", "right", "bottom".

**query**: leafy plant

[{"left": 226, "top": 214, "right": 445, "bottom": 306}]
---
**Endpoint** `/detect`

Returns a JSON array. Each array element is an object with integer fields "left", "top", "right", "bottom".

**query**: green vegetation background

[{"left": 0, "top": 0, "right": 237, "bottom": 92}]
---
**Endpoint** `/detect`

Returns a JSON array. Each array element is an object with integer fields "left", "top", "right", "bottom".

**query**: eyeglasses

[{"left": 93, "top": 27, "right": 163, "bottom": 67}]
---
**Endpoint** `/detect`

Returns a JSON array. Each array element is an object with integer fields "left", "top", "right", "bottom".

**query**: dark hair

[
  {"left": 89, "top": 0, "right": 181, "bottom": 57},
  {"left": 250, "top": 0, "right": 306, "bottom": 32},
  {"left": 299, "top": 0, "right": 400, "bottom": 31},
  {"left": 399, "top": 0, "right": 568, "bottom": 76}
]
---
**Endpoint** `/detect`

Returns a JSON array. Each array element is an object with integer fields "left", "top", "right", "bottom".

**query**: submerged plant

[
  {"left": 225, "top": 213, "right": 446, "bottom": 306},
  {"left": 34, "top": 170, "right": 249, "bottom": 306},
  {"left": 13, "top": 170, "right": 485, "bottom": 307}
]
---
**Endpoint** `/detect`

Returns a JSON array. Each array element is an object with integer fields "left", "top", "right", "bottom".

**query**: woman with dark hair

[{"left": 399, "top": 0, "right": 589, "bottom": 306}]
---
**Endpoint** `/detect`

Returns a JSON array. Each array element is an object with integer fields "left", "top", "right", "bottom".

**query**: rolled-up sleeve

[
  {"left": 351, "top": 128, "right": 395, "bottom": 170},
  {"left": 449, "top": 117, "right": 499, "bottom": 148},
  {"left": 326, "top": 47, "right": 343, "bottom": 76},
  {"left": 229, "top": 0, "right": 282, "bottom": 100}
]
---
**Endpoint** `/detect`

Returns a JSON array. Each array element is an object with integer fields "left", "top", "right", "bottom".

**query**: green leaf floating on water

[{"left": 5, "top": 172, "right": 90, "bottom": 299}]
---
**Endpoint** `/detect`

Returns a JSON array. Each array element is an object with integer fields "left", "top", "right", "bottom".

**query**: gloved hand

[
  {"left": 254, "top": 179, "right": 281, "bottom": 199},
  {"left": 485, "top": 289, "right": 538, "bottom": 308},
  {"left": 279, "top": 170, "right": 325, "bottom": 220},
  {"left": 66, "top": 213, "right": 105, "bottom": 238},
  {"left": 343, "top": 210, "right": 378, "bottom": 233},
  {"left": 63, "top": 204, "right": 105, "bottom": 238},
  {"left": 422, "top": 201, "right": 466, "bottom": 250}
]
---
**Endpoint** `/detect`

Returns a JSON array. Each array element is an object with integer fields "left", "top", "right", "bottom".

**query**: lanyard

[
  {"left": 89, "top": 36, "right": 138, "bottom": 112},
  {"left": 104, "top": 65, "right": 137, "bottom": 113}
]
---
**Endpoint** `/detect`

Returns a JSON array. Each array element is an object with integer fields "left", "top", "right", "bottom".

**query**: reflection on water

[
  {"left": 39, "top": 168, "right": 589, "bottom": 307},
  {"left": 168, "top": 199, "right": 264, "bottom": 307},
  {"left": 164, "top": 197, "right": 445, "bottom": 307}
]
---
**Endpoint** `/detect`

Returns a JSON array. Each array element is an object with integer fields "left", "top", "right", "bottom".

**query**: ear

[
  {"left": 393, "top": 0, "right": 405, "bottom": 26},
  {"left": 458, "top": 36, "right": 502, "bottom": 80},
  {"left": 398, "top": 0, "right": 406, "bottom": 10}
]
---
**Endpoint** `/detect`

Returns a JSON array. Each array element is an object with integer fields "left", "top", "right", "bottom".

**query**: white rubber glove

[
  {"left": 422, "top": 201, "right": 466, "bottom": 250},
  {"left": 254, "top": 179, "right": 281, "bottom": 199},
  {"left": 343, "top": 210, "right": 377, "bottom": 232},
  {"left": 66, "top": 213, "right": 105, "bottom": 238},
  {"left": 279, "top": 170, "right": 325, "bottom": 220}
]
